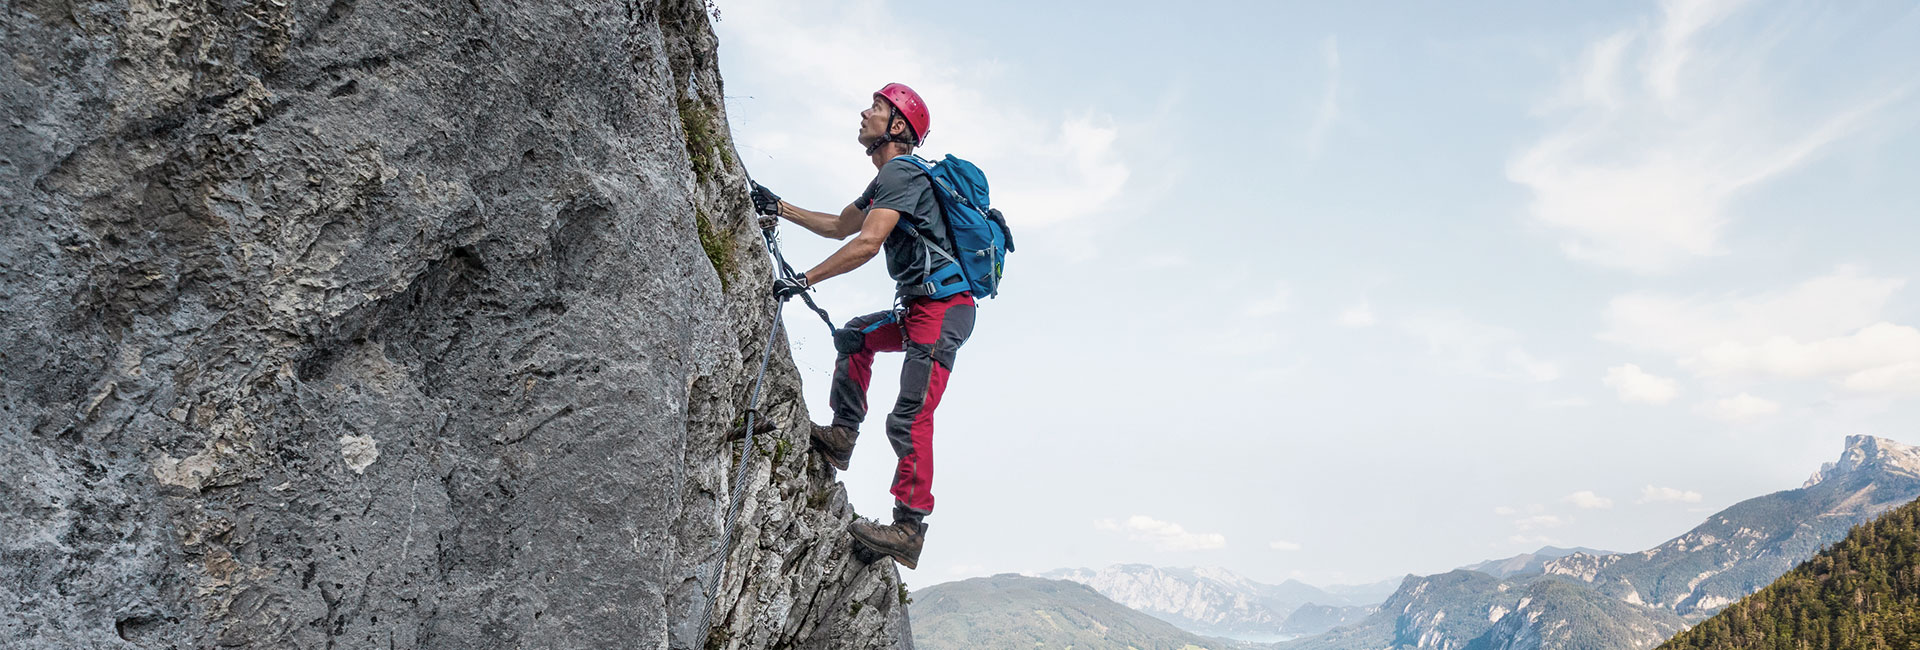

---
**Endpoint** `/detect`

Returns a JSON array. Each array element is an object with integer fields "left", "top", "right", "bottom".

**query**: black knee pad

[{"left": 833, "top": 327, "right": 867, "bottom": 355}]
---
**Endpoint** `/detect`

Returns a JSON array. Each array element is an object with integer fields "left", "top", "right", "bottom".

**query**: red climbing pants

[{"left": 828, "top": 293, "right": 977, "bottom": 520}]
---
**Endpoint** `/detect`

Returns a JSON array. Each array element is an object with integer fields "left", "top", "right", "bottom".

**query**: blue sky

[{"left": 713, "top": 0, "right": 1920, "bottom": 587}]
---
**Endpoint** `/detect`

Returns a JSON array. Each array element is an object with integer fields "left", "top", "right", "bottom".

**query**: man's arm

[
  {"left": 778, "top": 201, "right": 867, "bottom": 239},
  {"left": 803, "top": 208, "right": 899, "bottom": 286}
]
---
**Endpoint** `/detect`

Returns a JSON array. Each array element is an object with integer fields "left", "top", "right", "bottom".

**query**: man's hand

[
  {"left": 750, "top": 181, "right": 782, "bottom": 216},
  {"left": 772, "top": 274, "right": 810, "bottom": 301}
]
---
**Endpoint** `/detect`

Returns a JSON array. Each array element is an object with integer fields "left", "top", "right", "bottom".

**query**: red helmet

[{"left": 875, "top": 83, "right": 931, "bottom": 145}]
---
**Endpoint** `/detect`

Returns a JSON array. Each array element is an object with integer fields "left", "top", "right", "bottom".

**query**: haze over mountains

[
  {"left": 1041, "top": 565, "right": 1394, "bottom": 640},
  {"left": 918, "top": 436, "right": 1920, "bottom": 650},
  {"left": 912, "top": 575, "right": 1231, "bottom": 650}
]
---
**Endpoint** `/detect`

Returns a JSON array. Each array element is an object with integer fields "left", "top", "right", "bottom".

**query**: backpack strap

[
  {"left": 893, "top": 155, "right": 977, "bottom": 210},
  {"left": 888, "top": 155, "right": 968, "bottom": 298},
  {"left": 889, "top": 154, "right": 963, "bottom": 266},
  {"left": 896, "top": 221, "right": 961, "bottom": 267}
]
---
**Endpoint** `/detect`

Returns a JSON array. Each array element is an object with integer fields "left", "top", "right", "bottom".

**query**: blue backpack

[{"left": 895, "top": 154, "right": 1014, "bottom": 300}]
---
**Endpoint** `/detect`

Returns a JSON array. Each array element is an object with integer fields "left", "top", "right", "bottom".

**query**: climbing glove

[
  {"left": 771, "top": 274, "right": 810, "bottom": 301},
  {"left": 750, "top": 181, "right": 782, "bottom": 216}
]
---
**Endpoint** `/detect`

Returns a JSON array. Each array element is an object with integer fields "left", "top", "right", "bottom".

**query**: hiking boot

[
  {"left": 809, "top": 423, "right": 857, "bottom": 470},
  {"left": 849, "top": 518, "right": 926, "bottom": 570}
]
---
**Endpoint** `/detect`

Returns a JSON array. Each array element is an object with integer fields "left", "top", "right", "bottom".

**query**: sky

[{"left": 710, "top": 0, "right": 1920, "bottom": 588}]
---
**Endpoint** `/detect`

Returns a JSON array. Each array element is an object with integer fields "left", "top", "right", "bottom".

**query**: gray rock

[{"left": 0, "top": 1, "right": 908, "bottom": 648}]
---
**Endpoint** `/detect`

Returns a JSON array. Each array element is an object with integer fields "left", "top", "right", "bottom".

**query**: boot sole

[
  {"left": 820, "top": 451, "right": 849, "bottom": 471},
  {"left": 808, "top": 437, "right": 851, "bottom": 471},
  {"left": 850, "top": 534, "right": 919, "bottom": 570}
]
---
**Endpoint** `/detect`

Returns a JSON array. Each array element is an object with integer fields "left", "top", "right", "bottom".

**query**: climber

[{"left": 748, "top": 83, "right": 971, "bottom": 571}]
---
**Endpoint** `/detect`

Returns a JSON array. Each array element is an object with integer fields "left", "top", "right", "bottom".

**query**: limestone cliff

[{"left": 0, "top": 1, "right": 908, "bottom": 648}]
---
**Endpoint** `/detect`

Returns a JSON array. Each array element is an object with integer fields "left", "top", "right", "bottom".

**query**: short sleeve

[
  {"left": 866, "top": 160, "right": 924, "bottom": 214},
  {"left": 853, "top": 179, "right": 878, "bottom": 211}
]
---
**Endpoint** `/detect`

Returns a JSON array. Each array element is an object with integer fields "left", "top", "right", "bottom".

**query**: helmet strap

[{"left": 865, "top": 106, "right": 914, "bottom": 156}]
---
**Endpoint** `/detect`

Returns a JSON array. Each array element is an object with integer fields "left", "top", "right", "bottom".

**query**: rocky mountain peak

[{"left": 1803, "top": 435, "right": 1920, "bottom": 488}]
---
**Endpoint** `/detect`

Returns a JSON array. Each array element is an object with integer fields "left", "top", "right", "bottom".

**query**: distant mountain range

[
  {"left": 1281, "top": 570, "right": 1685, "bottom": 650},
  {"left": 1281, "top": 434, "right": 1920, "bottom": 650},
  {"left": 914, "top": 436, "right": 1920, "bottom": 650},
  {"left": 912, "top": 574, "right": 1237, "bottom": 650},
  {"left": 1541, "top": 435, "right": 1920, "bottom": 619},
  {"left": 1040, "top": 565, "right": 1394, "bottom": 640},
  {"left": 1460, "top": 547, "right": 1613, "bottom": 579}
]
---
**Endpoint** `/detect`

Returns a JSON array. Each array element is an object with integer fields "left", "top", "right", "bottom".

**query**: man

[{"left": 749, "top": 83, "right": 973, "bottom": 570}]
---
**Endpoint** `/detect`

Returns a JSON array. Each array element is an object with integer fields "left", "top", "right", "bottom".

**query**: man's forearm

[
  {"left": 804, "top": 238, "right": 883, "bottom": 286},
  {"left": 779, "top": 202, "right": 851, "bottom": 238}
]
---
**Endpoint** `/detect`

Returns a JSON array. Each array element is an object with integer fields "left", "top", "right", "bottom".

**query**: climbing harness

[{"left": 692, "top": 218, "right": 833, "bottom": 649}]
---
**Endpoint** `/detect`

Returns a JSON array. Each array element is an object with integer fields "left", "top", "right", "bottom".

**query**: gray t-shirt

[{"left": 854, "top": 158, "right": 954, "bottom": 290}]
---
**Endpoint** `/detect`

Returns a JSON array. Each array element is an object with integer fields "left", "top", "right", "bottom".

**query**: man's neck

[{"left": 869, "top": 142, "right": 914, "bottom": 169}]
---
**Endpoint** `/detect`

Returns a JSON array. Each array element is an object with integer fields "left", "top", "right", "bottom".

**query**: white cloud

[
  {"left": 1602, "top": 268, "right": 1920, "bottom": 394},
  {"left": 1015, "top": 117, "right": 1133, "bottom": 226},
  {"left": 1846, "top": 362, "right": 1920, "bottom": 394},
  {"left": 1144, "top": 252, "right": 1190, "bottom": 269},
  {"left": 1499, "top": 505, "right": 1562, "bottom": 543},
  {"left": 1692, "top": 323, "right": 1920, "bottom": 392},
  {"left": 1337, "top": 302, "right": 1376, "bottom": 328},
  {"left": 1514, "top": 514, "right": 1567, "bottom": 531},
  {"left": 1638, "top": 485, "right": 1704, "bottom": 504},
  {"left": 1508, "top": 0, "right": 1902, "bottom": 272},
  {"left": 1562, "top": 490, "right": 1614, "bottom": 510},
  {"left": 1701, "top": 393, "right": 1781, "bottom": 421},
  {"left": 1269, "top": 540, "right": 1303, "bottom": 552},
  {"left": 1243, "top": 284, "right": 1293, "bottom": 317},
  {"left": 717, "top": 0, "right": 1133, "bottom": 230},
  {"left": 1402, "top": 313, "right": 1560, "bottom": 382},
  {"left": 1603, "top": 364, "right": 1680, "bottom": 404},
  {"left": 1511, "top": 352, "right": 1560, "bottom": 383},
  {"left": 1095, "top": 515, "right": 1227, "bottom": 552},
  {"left": 1603, "top": 267, "right": 1906, "bottom": 355}
]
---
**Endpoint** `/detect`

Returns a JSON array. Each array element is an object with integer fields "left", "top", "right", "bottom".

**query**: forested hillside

[{"left": 1658, "top": 497, "right": 1920, "bottom": 650}]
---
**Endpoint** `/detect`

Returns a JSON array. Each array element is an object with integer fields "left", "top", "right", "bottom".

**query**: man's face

[{"left": 858, "top": 95, "right": 895, "bottom": 147}]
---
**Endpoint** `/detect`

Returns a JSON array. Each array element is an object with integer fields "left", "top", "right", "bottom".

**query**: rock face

[
  {"left": 1472, "top": 579, "right": 1682, "bottom": 650},
  {"left": 1803, "top": 434, "right": 1920, "bottom": 488},
  {"left": 1458, "top": 547, "right": 1613, "bottom": 579},
  {"left": 0, "top": 1, "right": 907, "bottom": 648}
]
